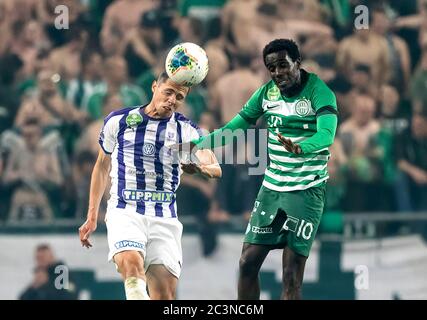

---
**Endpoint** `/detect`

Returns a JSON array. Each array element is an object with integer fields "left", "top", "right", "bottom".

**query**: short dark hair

[
  {"left": 262, "top": 39, "right": 301, "bottom": 65},
  {"left": 157, "top": 71, "right": 170, "bottom": 84}
]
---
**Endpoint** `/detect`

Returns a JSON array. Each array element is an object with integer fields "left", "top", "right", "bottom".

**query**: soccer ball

[{"left": 165, "top": 42, "right": 209, "bottom": 87}]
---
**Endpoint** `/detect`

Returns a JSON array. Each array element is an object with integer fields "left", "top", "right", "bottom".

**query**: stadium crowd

[{"left": 0, "top": 0, "right": 426, "bottom": 254}]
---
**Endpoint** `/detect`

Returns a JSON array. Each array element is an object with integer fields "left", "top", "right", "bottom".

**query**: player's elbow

[
  {"left": 321, "top": 128, "right": 336, "bottom": 148},
  {"left": 211, "top": 165, "right": 222, "bottom": 179},
  {"left": 216, "top": 166, "right": 222, "bottom": 178}
]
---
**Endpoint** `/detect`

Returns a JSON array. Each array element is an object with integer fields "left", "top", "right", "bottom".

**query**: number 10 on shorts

[
  {"left": 297, "top": 220, "right": 314, "bottom": 240},
  {"left": 283, "top": 217, "right": 314, "bottom": 240}
]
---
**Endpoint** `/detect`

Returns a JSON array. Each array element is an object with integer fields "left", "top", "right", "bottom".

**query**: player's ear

[{"left": 151, "top": 80, "right": 158, "bottom": 93}]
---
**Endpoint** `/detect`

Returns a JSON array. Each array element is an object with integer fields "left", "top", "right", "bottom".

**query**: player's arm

[
  {"left": 278, "top": 112, "right": 338, "bottom": 154},
  {"left": 181, "top": 149, "right": 222, "bottom": 178},
  {"left": 190, "top": 114, "right": 252, "bottom": 150},
  {"left": 279, "top": 79, "right": 338, "bottom": 154},
  {"left": 79, "top": 148, "right": 111, "bottom": 248}
]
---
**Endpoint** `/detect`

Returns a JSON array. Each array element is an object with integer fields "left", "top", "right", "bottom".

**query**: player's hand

[
  {"left": 79, "top": 219, "right": 97, "bottom": 248},
  {"left": 409, "top": 168, "right": 427, "bottom": 185},
  {"left": 181, "top": 162, "right": 202, "bottom": 175},
  {"left": 277, "top": 133, "right": 302, "bottom": 154}
]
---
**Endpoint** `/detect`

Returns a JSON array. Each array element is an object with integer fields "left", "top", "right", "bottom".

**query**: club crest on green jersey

[
  {"left": 267, "top": 85, "right": 281, "bottom": 101},
  {"left": 126, "top": 113, "right": 143, "bottom": 127},
  {"left": 295, "top": 99, "right": 311, "bottom": 116}
]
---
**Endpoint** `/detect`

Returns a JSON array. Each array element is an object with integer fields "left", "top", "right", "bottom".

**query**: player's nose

[{"left": 167, "top": 94, "right": 177, "bottom": 105}]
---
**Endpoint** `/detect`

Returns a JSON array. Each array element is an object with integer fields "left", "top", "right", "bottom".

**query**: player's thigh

[
  {"left": 244, "top": 186, "right": 288, "bottom": 247},
  {"left": 239, "top": 242, "right": 271, "bottom": 271},
  {"left": 105, "top": 210, "right": 148, "bottom": 271},
  {"left": 281, "top": 185, "right": 326, "bottom": 257},
  {"left": 282, "top": 246, "right": 307, "bottom": 282},
  {"left": 145, "top": 216, "right": 183, "bottom": 279}
]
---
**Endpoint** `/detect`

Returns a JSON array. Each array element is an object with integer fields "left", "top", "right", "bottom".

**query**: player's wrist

[{"left": 86, "top": 213, "right": 98, "bottom": 223}]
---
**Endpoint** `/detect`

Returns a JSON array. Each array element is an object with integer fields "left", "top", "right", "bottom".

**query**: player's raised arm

[
  {"left": 189, "top": 85, "right": 265, "bottom": 151},
  {"left": 78, "top": 149, "right": 111, "bottom": 248}
]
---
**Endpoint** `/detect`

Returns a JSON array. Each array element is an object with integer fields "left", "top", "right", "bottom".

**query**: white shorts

[{"left": 105, "top": 209, "right": 183, "bottom": 278}]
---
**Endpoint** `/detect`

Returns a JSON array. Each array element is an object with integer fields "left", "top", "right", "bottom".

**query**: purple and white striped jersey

[{"left": 99, "top": 105, "right": 202, "bottom": 218}]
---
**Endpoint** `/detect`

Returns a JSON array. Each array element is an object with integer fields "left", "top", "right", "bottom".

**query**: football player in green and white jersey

[{"left": 190, "top": 39, "right": 338, "bottom": 300}]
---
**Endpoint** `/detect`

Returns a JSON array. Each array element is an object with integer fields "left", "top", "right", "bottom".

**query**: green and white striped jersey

[{"left": 239, "top": 72, "right": 337, "bottom": 192}]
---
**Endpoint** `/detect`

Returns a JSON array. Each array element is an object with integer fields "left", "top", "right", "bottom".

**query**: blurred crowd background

[{"left": 0, "top": 0, "right": 426, "bottom": 256}]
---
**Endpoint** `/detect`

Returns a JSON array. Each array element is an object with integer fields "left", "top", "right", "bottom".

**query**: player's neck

[{"left": 143, "top": 103, "right": 170, "bottom": 119}]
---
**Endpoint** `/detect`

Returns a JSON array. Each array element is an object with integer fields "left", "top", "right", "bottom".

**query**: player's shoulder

[
  {"left": 174, "top": 112, "right": 204, "bottom": 136},
  {"left": 306, "top": 71, "right": 334, "bottom": 94},
  {"left": 259, "top": 80, "right": 275, "bottom": 92},
  {"left": 174, "top": 112, "right": 199, "bottom": 129},
  {"left": 104, "top": 106, "right": 139, "bottom": 124},
  {"left": 250, "top": 80, "right": 275, "bottom": 99}
]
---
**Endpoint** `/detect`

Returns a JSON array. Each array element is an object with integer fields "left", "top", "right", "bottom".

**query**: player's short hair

[
  {"left": 262, "top": 39, "right": 301, "bottom": 65},
  {"left": 155, "top": 72, "right": 191, "bottom": 94},
  {"left": 157, "top": 71, "right": 170, "bottom": 85}
]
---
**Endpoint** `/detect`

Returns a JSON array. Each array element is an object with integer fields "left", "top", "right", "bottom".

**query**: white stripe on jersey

[
  {"left": 269, "top": 161, "right": 327, "bottom": 173},
  {"left": 262, "top": 176, "right": 329, "bottom": 191},
  {"left": 269, "top": 153, "right": 330, "bottom": 163}
]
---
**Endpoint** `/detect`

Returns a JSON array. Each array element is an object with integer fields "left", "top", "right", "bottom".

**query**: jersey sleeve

[
  {"left": 311, "top": 77, "right": 337, "bottom": 113},
  {"left": 180, "top": 120, "right": 203, "bottom": 143},
  {"left": 98, "top": 114, "right": 119, "bottom": 154},
  {"left": 238, "top": 85, "right": 266, "bottom": 125}
]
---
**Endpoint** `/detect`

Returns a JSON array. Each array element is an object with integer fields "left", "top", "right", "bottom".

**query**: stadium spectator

[
  {"left": 84, "top": 56, "right": 147, "bottom": 120},
  {"left": 395, "top": 105, "right": 427, "bottom": 211},
  {"left": 210, "top": 52, "right": 263, "bottom": 124},
  {"left": 2, "top": 117, "right": 64, "bottom": 222},
  {"left": 339, "top": 94, "right": 384, "bottom": 211},
  {"left": 336, "top": 27, "right": 391, "bottom": 89},
  {"left": 19, "top": 243, "right": 78, "bottom": 300},
  {"left": 371, "top": 5, "right": 411, "bottom": 94}
]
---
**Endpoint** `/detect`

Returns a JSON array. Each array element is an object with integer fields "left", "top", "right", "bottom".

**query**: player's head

[
  {"left": 263, "top": 39, "right": 301, "bottom": 92},
  {"left": 35, "top": 243, "right": 55, "bottom": 269},
  {"left": 150, "top": 72, "right": 190, "bottom": 118}
]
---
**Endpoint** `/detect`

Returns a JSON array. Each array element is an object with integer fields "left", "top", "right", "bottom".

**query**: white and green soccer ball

[{"left": 165, "top": 42, "right": 209, "bottom": 87}]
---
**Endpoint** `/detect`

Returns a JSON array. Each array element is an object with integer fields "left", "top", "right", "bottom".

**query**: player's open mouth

[{"left": 163, "top": 106, "right": 172, "bottom": 112}]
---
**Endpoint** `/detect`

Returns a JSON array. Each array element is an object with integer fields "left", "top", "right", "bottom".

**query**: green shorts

[{"left": 244, "top": 184, "right": 326, "bottom": 257}]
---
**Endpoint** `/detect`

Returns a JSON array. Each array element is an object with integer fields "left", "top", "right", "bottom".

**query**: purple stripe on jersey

[
  {"left": 116, "top": 112, "right": 131, "bottom": 209},
  {"left": 154, "top": 121, "right": 167, "bottom": 217},
  {"left": 104, "top": 106, "right": 137, "bottom": 125},
  {"left": 175, "top": 112, "right": 203, "bottom": 137},
  {"left": 134, "top": 116, "right": 149, "bottom": 215},
  {"left": 169, "top": 120, "right": 182, "bottom": 218}
]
